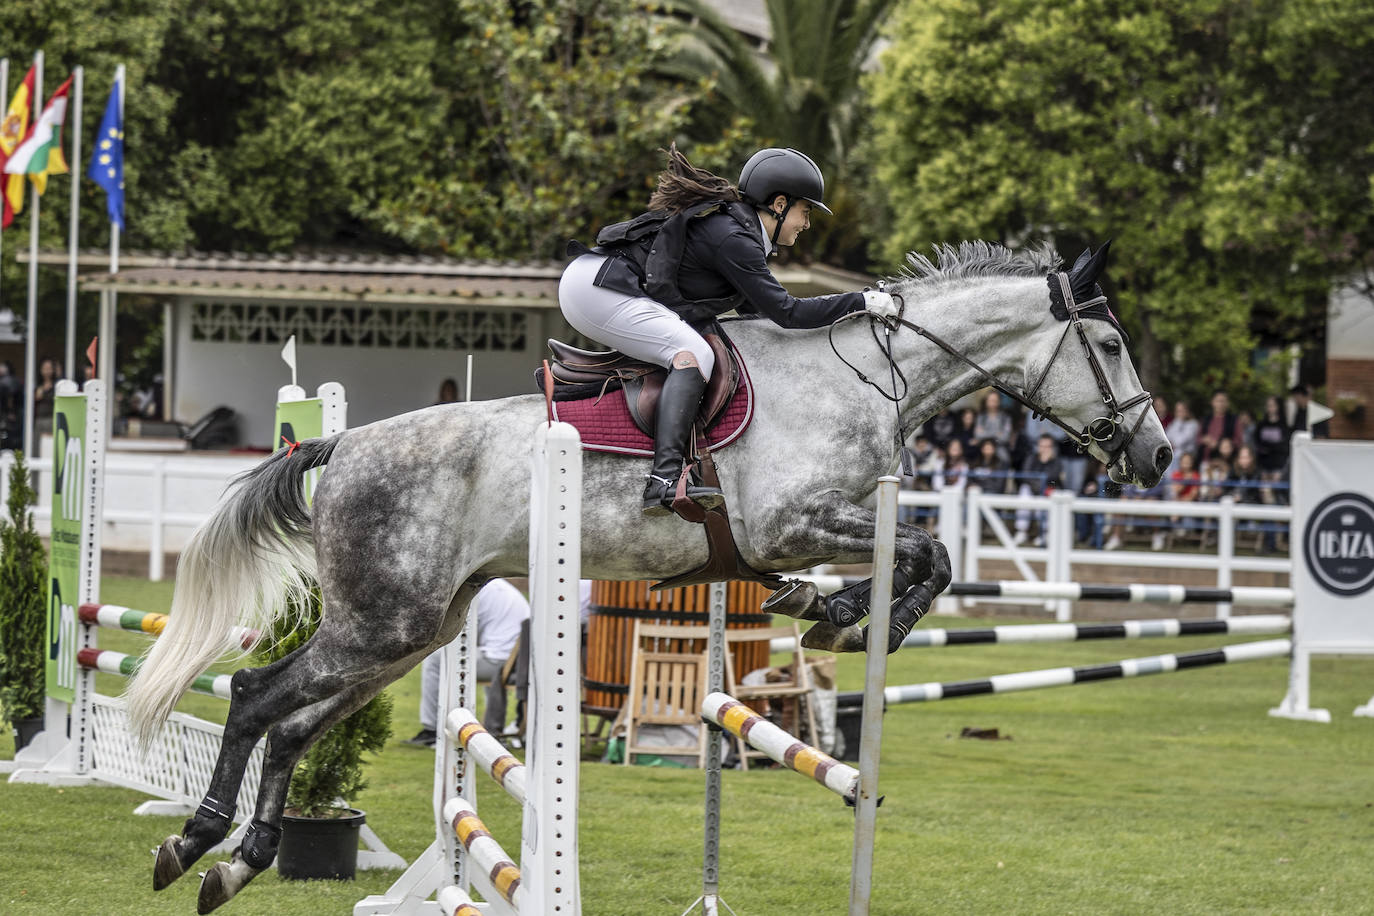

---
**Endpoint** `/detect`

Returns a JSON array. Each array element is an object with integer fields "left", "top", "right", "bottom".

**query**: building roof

[{"left": 27, "top": 247, "right": 871, "bottom": 306}]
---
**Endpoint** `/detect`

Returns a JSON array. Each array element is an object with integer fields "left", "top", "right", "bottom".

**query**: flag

[
  {"left": 86, "top": 75, "right": 123, "bottom": 229},
  {"left": 0, "top": 65, "right": 35, "bottom": 228},
  {"left": 3, "top": 74, "right": 72, "bottom": 196},
  {"left": 281, "top": 335, "right": 297, "bottom": 386}
]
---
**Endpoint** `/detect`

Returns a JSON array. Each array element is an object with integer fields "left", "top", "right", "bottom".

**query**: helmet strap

[{"left": 768, "top": 196, "right": 794, "bottom": 250}]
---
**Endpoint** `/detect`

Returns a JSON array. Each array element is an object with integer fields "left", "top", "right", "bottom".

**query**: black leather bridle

[{"left": 832, "top": 270, "right": 1154, "bottom": 473}]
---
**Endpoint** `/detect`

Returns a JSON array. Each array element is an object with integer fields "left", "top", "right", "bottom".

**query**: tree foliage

[
  {"left": 0, "top": 453, "right": 48, "bottom": 725},
  {"left": 374, "top": 0, "right": 697, "bottom": 259},
  {"left": 864, "top": 0, "right": 1374, "bottom": 405}
]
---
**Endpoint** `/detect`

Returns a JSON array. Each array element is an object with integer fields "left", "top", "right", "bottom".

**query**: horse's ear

[{"left": 1069, "top": 239, "right": 1112, "bottom": 294}]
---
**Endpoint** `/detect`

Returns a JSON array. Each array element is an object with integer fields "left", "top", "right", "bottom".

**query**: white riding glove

[{"left": 863, "top": 290, "right": 898, "bottom": 320}]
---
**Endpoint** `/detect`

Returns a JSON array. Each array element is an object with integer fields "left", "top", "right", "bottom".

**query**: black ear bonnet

[{"left": 1048, "top": 240, "right": 1127, "bottom": 340}]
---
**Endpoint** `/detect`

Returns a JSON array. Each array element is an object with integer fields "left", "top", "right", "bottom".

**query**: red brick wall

[{"left": 1326, "top": 358, "right": 1374, "bottom": 439}]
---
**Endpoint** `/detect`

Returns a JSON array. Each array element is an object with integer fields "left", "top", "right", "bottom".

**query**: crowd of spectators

[{"left": 903, "top": 384, "right": 1327, "bottom": 554}]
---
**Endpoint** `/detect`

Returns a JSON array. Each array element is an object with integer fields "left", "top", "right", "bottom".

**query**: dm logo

[{"left": 1303, "top": 492, "right": 1374, "bottom": 597}]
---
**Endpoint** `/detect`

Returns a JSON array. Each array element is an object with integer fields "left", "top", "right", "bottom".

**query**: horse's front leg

[{"left": 763, "top": 493, "right": 951, "bottom": 653}]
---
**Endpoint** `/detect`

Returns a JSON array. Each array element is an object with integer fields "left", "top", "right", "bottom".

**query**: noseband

[{"left": 832, "top": 271, "right": 1152, "bottom": 472}]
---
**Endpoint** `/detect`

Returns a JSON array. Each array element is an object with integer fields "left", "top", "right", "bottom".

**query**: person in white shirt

[{"left": 406, "top": 578, "right": 530, "bottom": 746}]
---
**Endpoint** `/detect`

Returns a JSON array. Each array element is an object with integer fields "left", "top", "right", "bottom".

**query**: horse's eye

[{"left": 1103, "top": 339, "right": 1121, "bottom": 356}]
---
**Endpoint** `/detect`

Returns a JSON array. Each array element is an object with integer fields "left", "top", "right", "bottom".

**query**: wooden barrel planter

[{"left": 584, "top": 580, "right": 776, "bottom": 715}]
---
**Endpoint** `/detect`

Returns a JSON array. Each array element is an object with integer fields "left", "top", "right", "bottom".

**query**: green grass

[{"left": 4, "top": 575, "right": 1374, "bottom": 915}]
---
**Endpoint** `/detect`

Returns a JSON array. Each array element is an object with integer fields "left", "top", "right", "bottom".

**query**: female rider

[{"left": 559, "top": 146, "right": 897, "bottom": 516}]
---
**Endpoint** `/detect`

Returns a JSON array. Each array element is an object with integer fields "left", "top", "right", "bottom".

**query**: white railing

[
  {"left": 1, "top": 450, "right": 261, "bottom": 581},
  {"left": 895, "top": 487, "right": 1291, "bottom": 620}
]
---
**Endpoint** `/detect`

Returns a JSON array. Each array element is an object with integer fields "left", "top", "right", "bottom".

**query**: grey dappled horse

[{"left": 125, "top": 241, "right": 1170, "bottom": 911}]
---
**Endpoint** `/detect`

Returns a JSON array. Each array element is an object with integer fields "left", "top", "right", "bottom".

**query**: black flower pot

[
  {"left": 12, "top": 715, "right": 44, "bottom": 751},
  {"left": 277, "top": 809, "right": 365, "bottom": 880}
]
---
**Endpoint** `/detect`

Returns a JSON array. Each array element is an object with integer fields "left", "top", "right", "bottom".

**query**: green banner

[
  {"left": 46, "top": 395, "right": 87, "bottom": 702},
  {"left": 275, "top": 398, "right": 325, "bottom": 502}
]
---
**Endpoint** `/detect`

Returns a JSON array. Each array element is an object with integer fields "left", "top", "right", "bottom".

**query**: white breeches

[{"left": 558, "top": 253, "right": 715, "bottom": 381}]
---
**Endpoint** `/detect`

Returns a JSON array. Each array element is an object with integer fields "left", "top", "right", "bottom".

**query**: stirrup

[{"left": 641, "top": 473, "right": 723, "bottom": 518}]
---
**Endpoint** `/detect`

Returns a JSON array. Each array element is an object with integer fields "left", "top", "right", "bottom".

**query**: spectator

[
  {"left": 1196, "top": 389, "right": 1241, "bottom": 464},
  {"left": 923, "top": 408, "right": 959, "bottom": 449},
  {"left": 33, "top": 356, "right": 60, "bottom": 422},
  {"left": 0, "top": 361, "right": 19, "bottom": 450},
  {"left": 406, "top": 578, "right": 531, "bottom": 747},
  {"left": 972, "top": 391, "right": 1014, "bottom": 463},
  {"left": 434, "top": 377, "right": 461, "bottom": 405},
  {"left": 1077, "top": 461, "right": 1113, "bottom": 549},
  {"left": 968, "top": 437, "right": 1010, "bottom": 494},
  {"left": 1014, "top": 434, "right": 1064, "bottom": 546},
  {"left": 935, "top": 438, "right": 969, "bottom": 492},
  {"left": 1286, "top": 384, "right": 1329, "bottom": 438},
  {"left": 1169, "top": 451, "right": 1202, "bottom": 503},
  {"left": 1152, "top": 395, "right": 1173, "bottom": 429},
  {"left": 956, "top": 406, "right": 979, "bottom": 452},
  {"left": 1252, "top": 396, "right": 1290, "bottom": 482},
  {"left": 1166, "top": 400, "right": 1199, "bottom": 470},
  {"left": 1235, "top": 409, "right": 1256, "bottom": 454},
  {"left": 1230, "top": 444, "right": 1276, "bottom": 551}
]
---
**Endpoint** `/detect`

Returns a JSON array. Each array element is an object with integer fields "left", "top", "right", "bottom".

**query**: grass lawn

[{"left": 3, "top": 575, "right": 1373, "bottom": 915}]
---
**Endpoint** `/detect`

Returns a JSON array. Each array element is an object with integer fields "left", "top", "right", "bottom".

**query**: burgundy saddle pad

[{"left": 552, "top": 356, "right": 756, "bottom": 457}]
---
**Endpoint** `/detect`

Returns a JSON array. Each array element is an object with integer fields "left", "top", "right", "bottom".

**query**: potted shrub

[
  {"left": 0, "top": 453, "right": 50, "bottom": 751},
  {"left": 255, "top": 587, "right": 392, "bottom": 880}
]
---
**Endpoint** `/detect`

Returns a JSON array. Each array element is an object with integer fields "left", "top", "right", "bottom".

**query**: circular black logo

[{"left": 1303, "top": 492, "right": 1374, "bottom": 597}]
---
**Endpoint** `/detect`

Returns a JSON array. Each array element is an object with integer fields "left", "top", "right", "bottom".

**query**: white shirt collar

[{"left": 755, "top": 211, "right": 776, "bottom": 255}]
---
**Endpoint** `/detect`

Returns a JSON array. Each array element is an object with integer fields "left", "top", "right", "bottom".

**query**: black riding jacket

[{"left": 573, "top": 199, "right": 864, "bottom": 328}]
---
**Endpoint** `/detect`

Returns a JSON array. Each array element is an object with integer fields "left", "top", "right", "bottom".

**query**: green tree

[
  {"left": 865, "top": 0, "right": 1374, "bottom": 406},
  {"left": 0, "top": 453, "right": 49, "bottom": 727},
  {"left": 374, "top": 0, "right": 696, "bottom": 260}
]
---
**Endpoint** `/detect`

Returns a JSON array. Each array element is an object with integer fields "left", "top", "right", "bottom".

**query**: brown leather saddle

[
  {"left": 535, "top": 331, "right": 740, "bottom": 437},
  {"left": 534, "top": 328, "right": 782, "bottom": 593}
]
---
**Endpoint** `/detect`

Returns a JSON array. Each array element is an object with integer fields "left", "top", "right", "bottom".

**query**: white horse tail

[{"left": 124, "top": 435, "right": 342, "bottom": 749}]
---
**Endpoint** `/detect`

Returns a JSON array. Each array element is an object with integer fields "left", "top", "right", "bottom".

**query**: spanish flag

[
  {"left": 0, "top": 65, "right": 35, "bottom": 228},
  {"left": 3, "top": 74, "right": 72, "bottom": 196}
]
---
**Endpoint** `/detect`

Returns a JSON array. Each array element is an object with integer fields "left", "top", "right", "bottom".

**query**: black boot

[{"left": 642, "top": 366, "right": 724, "bottom": 517}]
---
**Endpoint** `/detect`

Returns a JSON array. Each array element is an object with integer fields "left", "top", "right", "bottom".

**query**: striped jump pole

[
  {"left": 444, "top": 708, "right": 527, "bottom": 804},
  {"left": 435, "top": 885, "right": 483, "bottom": 916},
  {"left": 78, "top": 603, "right": 258, "bottom": 649},
  {"left": 799, "top": 576, "right": 1295, "bottom": 607},
  {"left": 843, "top": 639, "right": 1292, "bottom": 707},
  {"left": 76, "top": 648, "right": 234, "bottom": 699},
  {"left": 892, "top": 615, "right": 1292, "bottom": 648},
  {"left": 442, "top": 797, "right": 523, "bottom": 915},
  {"left": 701, "top": 692, "right": 861, "bottom": 804}
]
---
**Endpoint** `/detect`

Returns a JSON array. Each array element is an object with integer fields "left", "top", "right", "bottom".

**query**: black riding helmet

[
  {"left": 738, "top": 148, "right": 832, "bottom": 214},
  {"left": 738, "top": 148, "right": 831, "bottom": 249}
]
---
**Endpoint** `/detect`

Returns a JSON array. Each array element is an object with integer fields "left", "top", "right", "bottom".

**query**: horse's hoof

[
  {"left": 762, "top": 580, "right": 821, "bottom": 620},
  {"left": 197, "top": 853, "right": 262, "bottom": 915},
  {"left": 153, "top": 835, "right": 187, "bottom": 890},
  {"left": 800, "top": 621, "right": 866, "bottom": 653}
]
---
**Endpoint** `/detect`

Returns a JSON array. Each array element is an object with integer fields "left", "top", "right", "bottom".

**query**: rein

[{"left": 830, "top": 271, "right": 1153, "bottom": 473}]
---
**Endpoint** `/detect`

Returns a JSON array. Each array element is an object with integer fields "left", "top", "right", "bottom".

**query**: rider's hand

[{"left": 863, "top": 290, "right": 898, "bottom": 320}]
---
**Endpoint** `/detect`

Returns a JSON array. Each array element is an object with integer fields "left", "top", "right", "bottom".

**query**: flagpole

[
  {"left": 64, "top": 66, "right": 82, "bottom": 382},
  {"left": 22, "top": 50, "right": 42, "bottom": 458},
  {"left": 97, "top": 64, "right": 123, "bottom": 438},
  {"left": 0, "top": 57, "right": 8, "bottom": 331}
]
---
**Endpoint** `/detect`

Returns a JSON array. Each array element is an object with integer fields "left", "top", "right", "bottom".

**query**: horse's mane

[{"left": 889, "top": 241, "right": 1062, "bottom": 300}]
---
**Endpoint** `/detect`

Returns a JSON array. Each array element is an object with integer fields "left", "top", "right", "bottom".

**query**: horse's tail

[{"left": 124, "top": 434, "right": 342, "bottom": 749}]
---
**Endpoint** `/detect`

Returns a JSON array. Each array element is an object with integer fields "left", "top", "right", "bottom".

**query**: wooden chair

[
  {"left": 723, "top": 623, "right": 819, "bottom": 771},
  {"left": 622, "top": 622, "right": 711, "bottom": 767}
]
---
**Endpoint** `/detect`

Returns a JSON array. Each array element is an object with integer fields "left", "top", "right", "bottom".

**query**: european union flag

[{"left": 87, "top": 77, "right": 124, "bottom": 229}]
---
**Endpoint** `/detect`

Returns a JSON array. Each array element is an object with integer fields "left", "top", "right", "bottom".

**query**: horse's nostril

[{"left": 1155, "top": 445, "right": 1173, "bottom": 471}]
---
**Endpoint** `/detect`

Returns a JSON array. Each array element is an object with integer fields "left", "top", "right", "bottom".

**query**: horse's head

[{"left": 1024, "top": 242, "right": 1170, "bottom": 487}]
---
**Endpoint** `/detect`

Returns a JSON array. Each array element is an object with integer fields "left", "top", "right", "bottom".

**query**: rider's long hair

[{"left": 647, "top": 144, "right": 741, "bottom": 212}]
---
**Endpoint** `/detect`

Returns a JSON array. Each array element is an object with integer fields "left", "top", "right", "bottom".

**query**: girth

[{"left": 534, "top": 329, "right": 741, "bottom": 439}]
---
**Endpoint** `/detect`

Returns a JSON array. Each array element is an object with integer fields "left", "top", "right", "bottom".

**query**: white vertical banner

[{"left": 1270, "top": 433, "right": 1374, "bottom": 722}]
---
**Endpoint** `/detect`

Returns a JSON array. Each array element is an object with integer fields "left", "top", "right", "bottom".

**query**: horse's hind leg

[{"left": 194, "top": 583, "right": 478, "bottom": 913}]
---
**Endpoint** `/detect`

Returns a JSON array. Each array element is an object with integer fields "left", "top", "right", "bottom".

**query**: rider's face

[{"left": 771, "top": 199, "right": 812, "bottom": 246}]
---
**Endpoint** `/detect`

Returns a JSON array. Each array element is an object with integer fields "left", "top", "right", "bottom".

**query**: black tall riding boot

[{"left": 642, "top": 366, "right": 724, "bottom": 517}]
